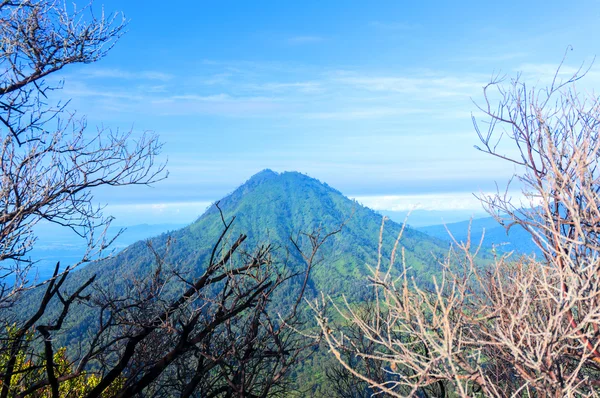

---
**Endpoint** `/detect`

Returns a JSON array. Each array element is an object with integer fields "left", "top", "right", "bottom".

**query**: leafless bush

[
  {"left": 0, "top": 0, "right": 164, "bottom": 307},
  {"left": 2, "top": 205, "right": 339, "bottom": 397},
  {"left": 315, "top": 58, "right": 600, "bottom": 397}
]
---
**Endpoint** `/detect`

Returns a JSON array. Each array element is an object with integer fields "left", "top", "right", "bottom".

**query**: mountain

[
  {"left": 67, "top": 169, "right": 451, "bottom": 302},
  {"left": 417, "top": 215, "right": 540, "bottom": 255},
  {"left": 21, "top": 170, "right": 457, "bottom": 343},
  {"left": 17, "top": 170, "right": 463, "bottom": 395}
]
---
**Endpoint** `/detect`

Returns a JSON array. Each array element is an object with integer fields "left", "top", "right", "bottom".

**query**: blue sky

[{"left": 50, "top": 0, "right": 600, "bottom": 225}]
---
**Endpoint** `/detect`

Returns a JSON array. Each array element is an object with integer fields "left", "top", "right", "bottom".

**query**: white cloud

[
  {"left": 106, "top": 201, "right": 212, "bottom": 225},
  {"left": 61, "top": 82, "right": 145, "bottom": 100},
  {"left": 516, "top": 63, "right": 583, "bottom": 78},
  {"left": 137, "top": 84, "right": 169, "bottom": 93},
  {"left": 79, "top": 68, "right": 173, "bottom": 81},
  {"left": 202, "top": 73, "right": 233, "bottom": 85},
  {"left": 369, "top": 21, "right": 418, "bottom": 31},
  {"left": 287, "top": 35, "right": 324, "bottom": 44},
  {"left": 305, "top": 106, "right": 428, "bottom": 120},
  {"left": 514, "top": 61, "right": 600, "bottom": 90},
  {"left": 245, "top": 81, "right": 323, "bottom": 94},
  {"left": 62, "top": 79, "right": 285, "bottom": 117},
  {"left": 461, "top": 52, "right": 528, "bottom": 63},
  {"left": 352, "top": 192, "right": 528, "bottom": 212},
  {"left": 168, "top": 93, "right": 232, "bottom": 102},
  {"left": 333, "top": 73, "right": 485, "bottom": 98},
  {"left": 152, "top": 94, "right": 283, "bottom": 116}
]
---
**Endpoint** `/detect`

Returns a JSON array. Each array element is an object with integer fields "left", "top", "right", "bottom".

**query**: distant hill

[
  {"left": 417, "top": 215, "right": 540, "bottom": 255},
  {"left": 29, "top": 223, "right": 187, "bottom": 281},
  {"left": 379, "top": 209, "right": 488, "bottom": 227}
]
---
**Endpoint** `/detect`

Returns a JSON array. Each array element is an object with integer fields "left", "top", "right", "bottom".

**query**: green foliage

[{"left": 0, "top": 328, "right": 123, "bottom": 397}]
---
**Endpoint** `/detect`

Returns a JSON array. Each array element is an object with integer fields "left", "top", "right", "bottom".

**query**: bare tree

[
  {"left": 0, "top": 0, "right": 164, "bottom": 306},
  {"left": 315, "top": 58, "right": 600, "bottom": 397},
  {"left": 0, "top": 2, "right": 342, "bottom": 397},
  {"left": 1, "top": 205, "right": 338, "bottom": 397},
  {"left": 324, "top": 303, "right": 411, "bottom": 398}
]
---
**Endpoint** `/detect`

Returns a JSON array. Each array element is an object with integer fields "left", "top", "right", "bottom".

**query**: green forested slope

[
  {"left": 71, "top": 169, "right": 449, "bottom": 301},
  {"left": 16, "top": 170, "right": 459, "bottom": 395}
]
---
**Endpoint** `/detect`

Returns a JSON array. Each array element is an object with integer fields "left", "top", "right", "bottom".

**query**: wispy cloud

[
  {"left": 305, "top": 106, "right": 428, "bottom": 120},
  {"left": 460, "top": 52, "right": 528, "bottom": 63},
  {"left": 62, "top": 78, "right": 285, "bottom": 117},
  {"left": 287, "top": 35, "right": 324, "bottom": 45},
  {"left": 79, "top": 68, "right": 174, "bottom": 81},
  {"left": 331, "top": 71, "right": 485, "bottom": 99},
  {"left": 517, "top": 63, "right": 583, "bottom": 77},
  {"left": 244, "top": 81, "right": 323, "bottom": 94},
  {"left": 139, "top": 93, "right": 284, "bottom": 117},
  {"left": 352, "top": 192, "right": 520, "bottom": 212},
  {"left": 105, "top": 201, "right": 212, "bottom": 225},
  {"left": 168, "top": 93, "right": 232, "bottom": 102},
  {"left": 136, "top": 84, "right": 169, "bottom": 93},
  {"left": 506, "top": 61, "right": 600, "bottom": 91},
  {"left": 369, "top": 21, "right": 418, "bottom": 31},
  {"left": 62, "top": 82, "right": 145, "bottom": 101},
  {"left": 202, "top": 73, "right": 234, "bottom": 85},
  {"left": 62, "top": 62, "right": 495, "bottom": 120}
]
